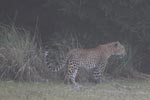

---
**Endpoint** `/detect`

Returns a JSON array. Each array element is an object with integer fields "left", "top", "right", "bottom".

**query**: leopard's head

[{"left": 110, "top": 41, "right": 126, "bottom": 58}]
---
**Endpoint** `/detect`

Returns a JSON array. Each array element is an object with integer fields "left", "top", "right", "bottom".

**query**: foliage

[{"left": 0, "top": 24, "right": 47, "bottom": 81}]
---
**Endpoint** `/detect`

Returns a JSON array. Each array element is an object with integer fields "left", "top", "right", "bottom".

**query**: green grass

[{"left": 0, "top": 80, "right": 150, "bottom": 100}]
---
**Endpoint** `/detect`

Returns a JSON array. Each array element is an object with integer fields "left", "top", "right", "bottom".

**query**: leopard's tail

[{"left": 44, "top": 51, "right": 70, "bottom": 72}]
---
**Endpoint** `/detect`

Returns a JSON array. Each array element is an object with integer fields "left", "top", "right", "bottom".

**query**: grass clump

[{"left": 0, "top": 24, "right": 46, "bottom": 81}]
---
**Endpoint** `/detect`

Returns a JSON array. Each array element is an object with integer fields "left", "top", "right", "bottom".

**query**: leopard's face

[{"left": 111, "top": 41, "right": 126, "bottom": 58}]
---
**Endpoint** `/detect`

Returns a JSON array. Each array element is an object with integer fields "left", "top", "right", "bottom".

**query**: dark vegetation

[{"left": 0, "top": 0, "right": 150, "bottom": 82}]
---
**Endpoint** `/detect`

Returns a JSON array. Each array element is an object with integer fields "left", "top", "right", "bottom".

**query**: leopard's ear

[{"left": 116, "top": 41, "right": 120, "bottom": 43}]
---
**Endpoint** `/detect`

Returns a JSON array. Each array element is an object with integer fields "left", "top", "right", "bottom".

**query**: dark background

[{"left": 0, "top": 0, "right": 150, "bottom": 74}]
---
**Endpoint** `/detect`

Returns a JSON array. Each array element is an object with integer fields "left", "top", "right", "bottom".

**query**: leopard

[{"left": 45, "top": 41, "right": 126, "bottom": 86}]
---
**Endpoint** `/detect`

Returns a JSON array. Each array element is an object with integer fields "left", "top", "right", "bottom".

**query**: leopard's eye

[{"left": 114, "top": 43, "right": 118, "bottom": 47}]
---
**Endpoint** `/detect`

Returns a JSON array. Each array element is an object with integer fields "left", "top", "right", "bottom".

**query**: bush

[{"left": 0, "top": 24, "right": 47, "bottom": 81}]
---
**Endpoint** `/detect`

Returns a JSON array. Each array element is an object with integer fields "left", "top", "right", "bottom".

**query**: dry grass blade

[{"left": 0, "top": 24, "right": 46, "bottom": 81}]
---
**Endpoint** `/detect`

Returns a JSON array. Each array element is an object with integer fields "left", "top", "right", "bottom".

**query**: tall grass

[{"left": 0, "top": 24, "right": 47, "bottom": 81}]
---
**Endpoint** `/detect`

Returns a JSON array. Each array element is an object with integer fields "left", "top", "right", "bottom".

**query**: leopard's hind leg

[{"left": 64, "top": 59, "right": 79, "bottom": 85}]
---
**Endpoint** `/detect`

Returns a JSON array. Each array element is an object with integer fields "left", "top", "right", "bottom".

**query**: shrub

[{"left": 0, "top": 24, "right": 47, "bottom": 81}]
